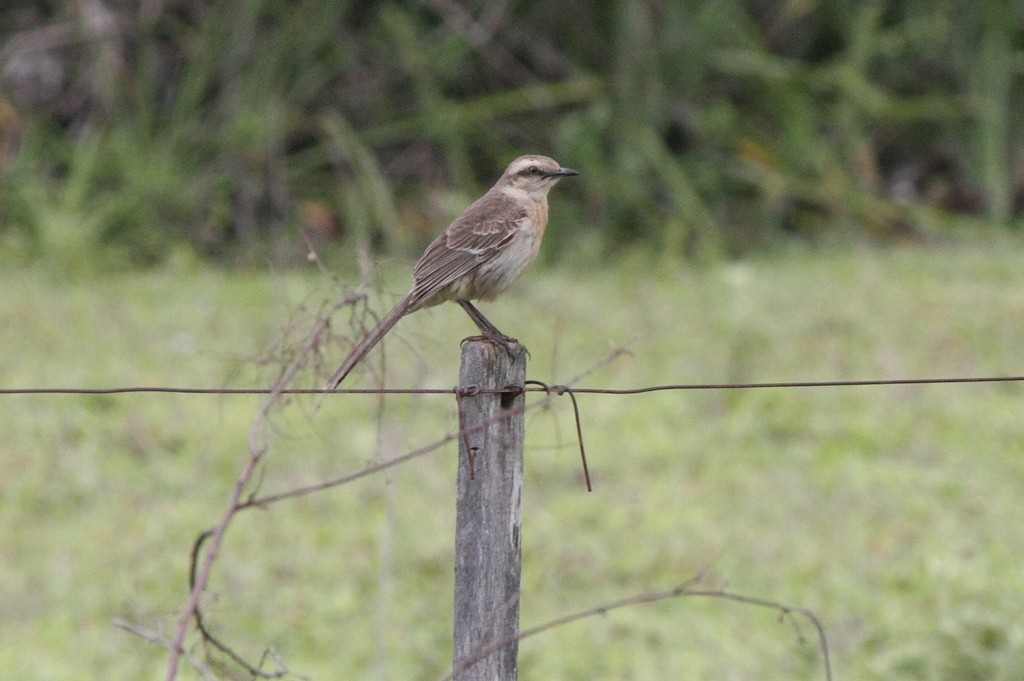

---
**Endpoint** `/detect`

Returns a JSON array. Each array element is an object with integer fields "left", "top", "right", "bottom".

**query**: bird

[{"left": 325, "top": 154, "right": 578, "bottom": 391}]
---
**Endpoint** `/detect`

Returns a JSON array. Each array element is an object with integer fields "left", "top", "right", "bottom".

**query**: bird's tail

[{"left": 324, "top": 296, "right": 413, "bottom": 391}]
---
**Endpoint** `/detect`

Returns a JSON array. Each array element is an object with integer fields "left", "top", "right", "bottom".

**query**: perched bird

[{"left": 325, "top": 155, "right": 578, "bottom": 390}]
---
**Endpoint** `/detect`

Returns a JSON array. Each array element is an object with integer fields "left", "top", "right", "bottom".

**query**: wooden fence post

[{"left": 453, "top": 339, "right": 527, "bottom": 681}]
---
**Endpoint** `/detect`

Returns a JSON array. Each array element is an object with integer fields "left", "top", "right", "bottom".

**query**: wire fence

[
  {"left": 4, "top": 373, "right": 1024, "bottom": 396},
  {"left": 6, "top": 368, "right": 1022, "bottom": 681}
]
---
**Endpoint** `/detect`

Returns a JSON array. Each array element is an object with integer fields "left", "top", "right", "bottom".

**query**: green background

[{"left": 2, "top": 2, "right": 1023, "bottom": 679}]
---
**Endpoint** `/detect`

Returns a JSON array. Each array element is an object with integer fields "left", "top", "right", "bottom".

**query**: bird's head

[{"left": 498, "top": 155, "right": 579, "bottom": 200}]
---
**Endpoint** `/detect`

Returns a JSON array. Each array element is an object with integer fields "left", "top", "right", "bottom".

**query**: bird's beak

[{"left": 551, "top": 167, "right": 580, "bottom": 177}]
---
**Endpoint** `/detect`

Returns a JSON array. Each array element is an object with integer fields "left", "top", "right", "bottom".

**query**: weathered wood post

[{"left": 453, "top": 339, "right": 527, "bottom": 681}]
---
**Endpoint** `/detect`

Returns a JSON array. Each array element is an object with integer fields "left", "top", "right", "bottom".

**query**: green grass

[
  {"left": 6, "top": 1, "right": 1022, "bottom": 265},
  {"left": 3, "top": 240, "right": 1024, "bottom": 680}
]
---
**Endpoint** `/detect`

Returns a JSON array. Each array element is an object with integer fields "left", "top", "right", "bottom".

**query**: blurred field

[{"left": 2, "top": 238, "right": 1024, "bottom": 680}]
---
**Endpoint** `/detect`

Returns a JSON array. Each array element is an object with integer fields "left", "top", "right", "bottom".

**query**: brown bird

[{"left": 325, "top": 154, "right": 578, "bottom": 391}]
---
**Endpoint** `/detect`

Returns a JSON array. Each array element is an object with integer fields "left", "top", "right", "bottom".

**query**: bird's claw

[{"left": 461, "top": 334, "right": 523, "bottom": 360}]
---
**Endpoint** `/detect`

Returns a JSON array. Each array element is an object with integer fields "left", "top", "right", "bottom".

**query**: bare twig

[
  {"left": 437, "top": 581, "right": 832, "bottom": 681},
  {"left": 112, "top": 618, "right": 218, "bottom": 681},
  {"left": 164, "top": 294, "right": 363, "bottom": 681}
]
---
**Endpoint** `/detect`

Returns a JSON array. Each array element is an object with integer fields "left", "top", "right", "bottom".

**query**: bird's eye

[{"left": 528, "top": 165, "right": 540, "bottom": 175}]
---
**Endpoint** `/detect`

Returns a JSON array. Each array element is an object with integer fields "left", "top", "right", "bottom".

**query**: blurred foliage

[{"left": 0, "top": 0, "right": 1022, "bottom": 266}]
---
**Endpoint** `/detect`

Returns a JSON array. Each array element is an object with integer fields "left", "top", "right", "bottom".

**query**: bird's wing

[{"left": 409, "top": 197, "right": 528, "bottom": 305}]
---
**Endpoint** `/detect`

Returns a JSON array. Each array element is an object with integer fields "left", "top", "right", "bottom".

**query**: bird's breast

[
  {"left": 531, "top": 200, "right": 549, "bottom": 239},
  {"left": 466, "top": 219, "right": 542, "bottom": 300}
]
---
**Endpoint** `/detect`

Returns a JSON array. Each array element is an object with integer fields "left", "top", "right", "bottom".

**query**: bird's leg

[{"left": 458, "top": 301, "right": 519, "bottom": 348}]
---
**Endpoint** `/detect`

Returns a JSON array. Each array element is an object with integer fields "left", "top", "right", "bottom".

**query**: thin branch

[
  {"left": 164, "top": 295, "right": 363, "bottom": 681},
  {"left": 185, "top": 533, "right": 291, "bottom": 678},
  {"left": 437, "top": 582, "right": 832, "bottom": 681},
  {"left": 112, "top": 618, "right": 218, "bottom": 681}
]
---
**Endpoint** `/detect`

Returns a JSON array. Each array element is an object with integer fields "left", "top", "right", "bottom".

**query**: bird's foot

[
  {"left": 461, "top": 333, "right": 524, "bottom": 360},
  {"left": 461, "top": 332, "right": 518, "bottom": 346}
]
